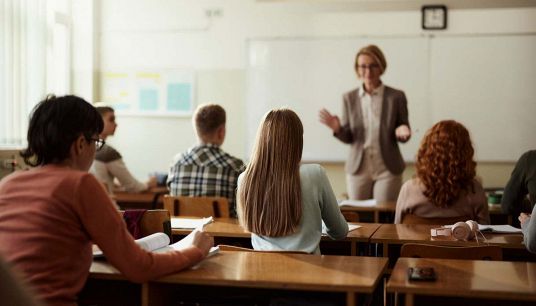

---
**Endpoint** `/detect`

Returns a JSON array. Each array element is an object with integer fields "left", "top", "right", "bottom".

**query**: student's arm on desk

[
  {"left": 317, "top": 166, "right": 348, "bottom": 239},
  {"left": 106, "top": 159, "right": 148, "bottom": 192},
  {"left": 78, "top": 175, "right": 206, "bottom": 283}
]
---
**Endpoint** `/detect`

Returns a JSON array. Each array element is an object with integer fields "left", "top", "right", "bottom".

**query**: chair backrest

[
  {"left": 163, "top": 195, "right": 230, "bottom": 218},
  {"left": 401, "top": 214, "right": 471, "bottom": 225},
  {"left": 120, "top": 209, "right": 171, "bottom": 238},
  {"left": 342, "top": 211, "right": 360, "bottom": 222},
  {"left": 400, "top": 243, "right": 502, "bottom": 261},
  {"left": 0, "top": 256, "right": 42, "bottom": 306},
  {"left": 218, "top": 244, "right": 309, "bottom": 254}
]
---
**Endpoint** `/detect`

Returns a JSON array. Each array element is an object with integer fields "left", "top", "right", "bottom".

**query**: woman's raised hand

[{"left": 319, "top": 108, "right": 341, "bottom": 133}]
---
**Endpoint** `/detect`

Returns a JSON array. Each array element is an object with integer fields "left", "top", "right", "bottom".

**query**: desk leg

[
  {"left": 346, "top": 291, "right": 355, "bottom": 306},
  {"left": 382, "top": 243, "right": 388, "bottom": 257},
  {"left": 141, "top": 283, "right": 149, "bottom": 306},
  {"left": 351, "top": 241, "right": 357, "bottom": 256},
  {"left": 404, "top": 293, "right": 414, "bottom": 306},
  {"left": 142, "top": 283, "right": 167, "bottom": 306},
  {"left": 375, "top": 211, "right": 380, "bottom": 223}
]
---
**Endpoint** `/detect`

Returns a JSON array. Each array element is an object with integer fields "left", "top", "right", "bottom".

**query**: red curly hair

[{"left": 416, "top": 120, "right": 476, "bottom": 208}]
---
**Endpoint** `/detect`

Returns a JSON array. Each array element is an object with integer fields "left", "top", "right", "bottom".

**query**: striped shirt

[{"left": 167, "top": 144, "right": 245, "bottom": 217}]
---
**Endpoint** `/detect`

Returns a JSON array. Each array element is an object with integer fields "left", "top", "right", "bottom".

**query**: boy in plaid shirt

[{"left": 167, "top": 104, "right": 245, "bottom": 217}]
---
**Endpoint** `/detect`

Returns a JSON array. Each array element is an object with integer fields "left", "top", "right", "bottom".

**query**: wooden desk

[
  {"left": 370, "top": 224, "right": 534, "bottom": 262},
  {"left": 340, "top": 201, "right": 396, "bottom": 223},
  {"left": 86, "top": 251, "right": 389, "bottom": 306},
  {"left": 113, "top": 187, "right": 168, "bottom": 209},
  {"left": 172, "top": 217, "right": 382, "bottom": 256},
  {"left": 387, "top": 258, "right": 536, "bottom": 306},
  {"left": 341, "top": 202, "right": 510, "bottom": 224}
]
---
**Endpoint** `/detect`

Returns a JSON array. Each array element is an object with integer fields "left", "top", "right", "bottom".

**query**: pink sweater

[
  {"left": 0, "top": 165, "right": 203, "bottom": 306},
  {"left": 394, "top": 178, "right": 490, "bottom": 224}
]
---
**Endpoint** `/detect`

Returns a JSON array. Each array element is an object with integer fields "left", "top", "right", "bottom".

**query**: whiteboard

[
  {"left": 429, "top": 35, "right": 536, "bottom": 161},
  {"left": 245, "top": 34, "right": 536, "bottom": 162}
]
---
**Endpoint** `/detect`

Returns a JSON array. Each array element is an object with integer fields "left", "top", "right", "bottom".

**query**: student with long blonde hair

[{"left": 237, "top": 109, "right": 348, "bottom": 254}]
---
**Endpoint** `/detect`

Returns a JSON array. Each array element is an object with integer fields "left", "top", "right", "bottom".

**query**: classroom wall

[{"left": 95, "top": 0, "right": 535, "bottom": 194}]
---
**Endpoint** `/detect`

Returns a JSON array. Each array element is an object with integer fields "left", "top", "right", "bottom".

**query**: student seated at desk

[
  {"left": 237, "top": 109, "right": 348, "bottom": 254},
  {"left": 90, "top": 105, "right": 156, "bottom": 194},
  {"left": 394, "top": 120, "right": 489, "bottom": 224},
  {"left": 167, "top": 104, "right": 245, "bottom": 217},
  {"left": 519, "top": 208, "right": 536, "bottom": 253},
  {"left": 502, "top": 150, "right": 536, "bottom": 226},
  {"left": 0, "top": 95, "right": 213, "bottom": 306}
]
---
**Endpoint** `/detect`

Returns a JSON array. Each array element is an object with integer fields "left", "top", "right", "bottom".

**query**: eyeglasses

[
  {"left": 89, "top": 138, "right": 106, "bottom": 151},
  {"left": 357, "top": 64, "right": 380, "bottom": 71}
]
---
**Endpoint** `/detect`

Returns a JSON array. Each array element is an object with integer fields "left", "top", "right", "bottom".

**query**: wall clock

[{"left": 422, "top": 5, "right": 447, "bottom": 30}]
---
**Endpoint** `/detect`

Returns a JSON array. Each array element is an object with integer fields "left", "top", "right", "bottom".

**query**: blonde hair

[
  {"left": 354, "top": 44, "right": 387, "bottom": 76},
  {"left": 237, "top": 108, "right": 303, "bottom": 237},
  {"left": 193, "top": 104, "right": 226, "bottom": 138}
]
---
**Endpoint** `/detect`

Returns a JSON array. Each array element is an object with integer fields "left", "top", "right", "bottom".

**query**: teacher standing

[{"left": 319, "top": 45, "right": 411, "bottom": 202}]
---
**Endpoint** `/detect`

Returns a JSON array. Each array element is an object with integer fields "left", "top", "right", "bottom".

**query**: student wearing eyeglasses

[
  {"left": 90, "top": 106, "right": 157, "bottom": 194},
  {"left": 319, "top": 44, "right": 411, "bottom": 203},
  {"left": 0, "top": 95, "right": 214, "bottom": 306}
]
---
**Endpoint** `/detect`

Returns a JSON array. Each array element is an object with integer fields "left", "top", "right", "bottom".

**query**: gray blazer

[{"left": 334, "top": 85, "right": 410, "bottom": 175}]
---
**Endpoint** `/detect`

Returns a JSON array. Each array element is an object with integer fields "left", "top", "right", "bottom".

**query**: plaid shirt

[{"left": 167, "top": 144, "right": 245, "bottom": 217}]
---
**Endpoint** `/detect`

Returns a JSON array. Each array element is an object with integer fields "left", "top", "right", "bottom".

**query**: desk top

[
  {"left": 339, "top": 201, "right": 397, "bottom": 212},
  {"left": 156, "top": 251, "right": 387, "bottom": 292},
  {"left": 370, "top": 224, "right": 525, "bottom": 249},
  {"left": 171, "top": 217, "right": 382, "bottom": 242},
  {"left": 387, "top": 257, "right": 536, "bottom": 301}
]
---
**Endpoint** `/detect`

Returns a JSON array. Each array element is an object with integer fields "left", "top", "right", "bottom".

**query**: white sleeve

[{"left": 317, "top": 166, "right": 349, "bottom": 240}]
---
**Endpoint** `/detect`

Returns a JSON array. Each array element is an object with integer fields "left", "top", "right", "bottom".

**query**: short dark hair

[
  {"left": 20, "top": 95, "right": 104, "bottom": 166},
  {"left": 193, "top": 104, "right": 226, "bottom": 137},
  {"left": 95, "top": 106, "right": 115, "bottom": 116}
]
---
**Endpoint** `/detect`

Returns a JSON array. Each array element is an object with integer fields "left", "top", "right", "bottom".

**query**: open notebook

[
  {"left": 321, "top": 223, "right": 361, "bottom": 235},
  {"left": 337, "top": 199, "right": 377, "bottom": 207},
  {"left": 93, "top": 232, "right": 219, "bottom": 258},
  {"left": 171, "top": 217, "right": 214, "bottom": 229}
]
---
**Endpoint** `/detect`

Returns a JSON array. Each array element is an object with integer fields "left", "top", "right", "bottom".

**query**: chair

[
  {"left": 0, "top": 256, "right": 42, "bottom": 306},
  {"left": 401, "top": 214, "right": 471, "bottom": 225},
  {"left": 218, "top": 244, "right": 309, "bottom": 254},
  {"left": 342, "top": 211, "right": 360, "bottom": 222},
  {"left": 163, "top": 195, "right": 230, "bottom": 218},
  {"left": 150, "top": 190, "right": 168, "bottom": 209},
  {"left": 120, "top": 209, "right": 171, "bottom": 238},
  {"left": 400, "top": 243, "right": 502, "bottom": 261}
]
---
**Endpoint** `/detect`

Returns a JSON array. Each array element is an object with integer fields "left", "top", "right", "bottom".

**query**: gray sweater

[{"left": 246, "top": 164, "right": 349, "bottom": 254}]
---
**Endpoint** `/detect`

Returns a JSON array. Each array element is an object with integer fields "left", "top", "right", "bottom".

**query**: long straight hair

[{"left": 237, "top": 109, "right": 303, "bottom": 237}]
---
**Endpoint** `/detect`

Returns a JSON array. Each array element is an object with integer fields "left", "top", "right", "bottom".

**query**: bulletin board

[{"left": 100, "top": 69, "right": 195, "bottom": 116}]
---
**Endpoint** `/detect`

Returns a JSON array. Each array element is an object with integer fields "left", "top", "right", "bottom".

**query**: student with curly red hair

[{"left": 394, "top": 120, "right": 489, "bottom": 224}]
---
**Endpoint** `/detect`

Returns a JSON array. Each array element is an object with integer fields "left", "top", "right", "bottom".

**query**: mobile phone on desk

[{"left": 408, "top": 267, "right": 436, "bottom": 281}]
